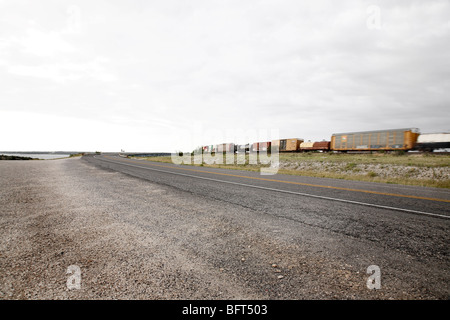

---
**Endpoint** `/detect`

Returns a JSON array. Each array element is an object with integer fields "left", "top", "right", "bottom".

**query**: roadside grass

[
  {"left": 277, "top": 152, "right": 450, "bottom": 168},
  {"left": 132, "top": 153, "right": 450, "bottom": 189},
  {"left": 69, "top": 153, "right": 85, "bottom": 158}
]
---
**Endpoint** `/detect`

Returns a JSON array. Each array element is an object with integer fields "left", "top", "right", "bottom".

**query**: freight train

[{"left": 204, "top": 128, "right": 450, "bottom": 154}]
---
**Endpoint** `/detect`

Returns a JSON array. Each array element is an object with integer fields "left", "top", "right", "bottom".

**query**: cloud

[
  {"left": 1, "top": 0, "right": 449, "bottom": 151},
  {"left": 5, "top": 57, "right": 118, "bottom": 83},
  {"left": 11, "top": 27, "right": 76, "bottom": 57},
  {"left": 0, "top": 110, "right": 179, "bottom": 152}
]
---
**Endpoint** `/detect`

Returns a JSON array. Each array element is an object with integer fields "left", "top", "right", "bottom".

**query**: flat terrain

[
  {"left": 0, "top": 155, "right": 449, "bottom": 299},
  {"left": 137, "top": 152, "right": 450, "bottom": 188}
]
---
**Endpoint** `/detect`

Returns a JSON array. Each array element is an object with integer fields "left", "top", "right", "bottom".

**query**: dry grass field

[{"left": 134, "top": 152, "right": 450, "bottom": 188}]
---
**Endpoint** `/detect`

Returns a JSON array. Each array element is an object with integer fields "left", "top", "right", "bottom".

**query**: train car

[
  {"left": 286, "top": 138, "right": 303, "bottom": 151},
  {"left": 299, "top": 141, "right": 331, "bottom": 152},
  {"left": 312, "top": 141, "right": 330, "bottom": 151},
  {"left": 271, "top": 139, "right": 280, "bottom": 151},
  {"left": 330, "top": 128, "right": 420, "bottom": 151},
  {"left": 300, "top": 141, "right": 314, "bottom": 151},
  {"left": 273, "top": 139, "right": 284, "bottom": 151},
  {"left": 252, "top": 142, "right": 272, "bottom": 152},
  {"left": 272, "top": 138, "right": 303, "bottom": 152},
  {"left": 216, "top": 143, "right": 235, "bottom": 153},
  {"left": 415, "top": 133, "right": 450, "bottom": 151},
  {"left": 260, "top": 141, "right": 271, "bottom": 152},
  {"left": 202, "top": 145, "right": 214, "bottom": 153},
  {"left": 236, "top": 144, "right": 249, "bottom": 153}
]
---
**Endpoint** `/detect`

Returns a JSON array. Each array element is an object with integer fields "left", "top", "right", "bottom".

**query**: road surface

[
  {"left": 84, "top": 154, "right": 449, "bottom": 298},
  {"left": 0, "top": 154, "right": 448, "bottom": 299}
]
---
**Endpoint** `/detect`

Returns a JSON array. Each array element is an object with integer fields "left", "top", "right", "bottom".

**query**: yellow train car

[
  {"left": 331, "top": 128, "right": 420, "bottom": 151},
  {"left": 300, "top": 141, "right": 315, "bottom": 151}
]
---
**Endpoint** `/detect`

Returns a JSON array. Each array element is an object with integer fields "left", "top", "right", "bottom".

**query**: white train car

[{"left": 416, "top": 133, "right": 450, "bottom": 151}]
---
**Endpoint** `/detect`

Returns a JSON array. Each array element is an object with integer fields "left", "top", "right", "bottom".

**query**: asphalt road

[{"left": 81, "top": 154, "right": 450, "bottom": 299}]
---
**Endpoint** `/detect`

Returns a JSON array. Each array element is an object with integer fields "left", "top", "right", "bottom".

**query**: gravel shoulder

[{"left": 0, "top": 157, "right": 448, "bottom": 299}]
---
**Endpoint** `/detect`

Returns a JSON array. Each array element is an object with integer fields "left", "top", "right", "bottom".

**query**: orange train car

[{"left": 272, "top": 138, "right": 303, "bottom": 152}]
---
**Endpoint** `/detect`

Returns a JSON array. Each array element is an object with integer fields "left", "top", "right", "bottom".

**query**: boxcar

[
  {"left": 272, "top": 138, "right": 303, "bottom": 152},
  {"left": 286, "top": 138, "right": 303, "bottom": 151},
  {"left": 217, "top": 143, "right": 235, "bottom": 153},
  {"left": 260, "top": 141, "right": 271, "bottom": 152},
  {"left": 236, "top": 144, "right": 249, "bottom": 153},
  {"left": 252, "top": 142, "right": 272, "bottom": 152},
  {"left": 223, "top": 143, "right": 235, "bottom": 153},
  {"left": 331, "top": 128, "right": 419, "bottom": 151},
  {"left": 272, "top": 139, "right": 281, "bottom": 151}
]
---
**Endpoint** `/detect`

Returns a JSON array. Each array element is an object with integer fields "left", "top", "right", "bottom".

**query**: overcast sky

[{"left": 1, "top": 0, "right": 449, "bottom": 152}]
